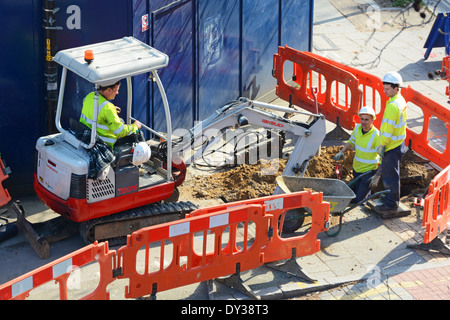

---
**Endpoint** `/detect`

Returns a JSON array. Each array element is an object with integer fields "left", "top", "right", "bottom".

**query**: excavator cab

[{"left": 30, "top": 37, "right": 190, "bottom": 250}]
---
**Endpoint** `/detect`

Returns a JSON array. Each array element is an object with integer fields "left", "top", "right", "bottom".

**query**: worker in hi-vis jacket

[
  {"left": 369, "top": 71, "right": 408, "bottom": 212},
  {"left": 80, "top": 80, "right": 142, "bottom": 148},
  {"left": 334, "top": 106, "right": 381, "bottom": 204}
]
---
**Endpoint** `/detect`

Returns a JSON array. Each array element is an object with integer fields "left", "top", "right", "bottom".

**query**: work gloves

[
  {"left": 377, "top": 145, "right": 385, "bottom": 157},
  {"left": 333, "top": 150, "right": 345, "bottom": 161},
  {"left": 368, "top": 167, "right": 381, "bottom": 189},
  {"left": 369, "top": 145, "right": 385, "bottom": 189}
]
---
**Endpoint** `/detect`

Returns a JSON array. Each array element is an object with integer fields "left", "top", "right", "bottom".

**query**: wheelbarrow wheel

[{"left": 281, "top": 208, "right": 306, "bottom": 233}]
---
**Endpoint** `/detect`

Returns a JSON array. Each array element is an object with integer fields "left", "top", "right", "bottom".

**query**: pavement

[{"left": 1, "top": 0, "right": 450, "bottom": 302}]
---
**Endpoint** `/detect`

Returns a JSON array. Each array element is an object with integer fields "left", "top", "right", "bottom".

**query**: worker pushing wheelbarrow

[{"left": 276, "top": 174, "right": 389, "bottom": 236}]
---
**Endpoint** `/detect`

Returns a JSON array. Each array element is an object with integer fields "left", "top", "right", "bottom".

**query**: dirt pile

[
  {"left": 183, "top": 146, "right": 435, "bottom": 203},
  {"left": 304, "top": 146, "right": 354, "bottom": 181},
  {"left": 189, "top": 158, "right": 286, "bottom": 202},
  {"left": 400, "top": 151, "right": 438, "bottom": 196}
]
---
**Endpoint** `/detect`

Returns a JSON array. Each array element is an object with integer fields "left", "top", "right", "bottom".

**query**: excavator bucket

[
  {"left": 324, "top": 118, "right": 351, "bottom": 140},
  {"left": 13, "top": 201, "right": 78, "bottom": 259},
  {"left": 13, "top": 202, "right": 50, "bottom": 259}
]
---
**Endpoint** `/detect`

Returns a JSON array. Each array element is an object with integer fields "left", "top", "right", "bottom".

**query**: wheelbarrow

[{"left": 276, "top": 174, "right": 389, "bottom": 236}]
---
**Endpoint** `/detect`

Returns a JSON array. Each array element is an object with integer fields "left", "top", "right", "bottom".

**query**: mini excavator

[{"left": 13, "top": 37, "right": 326, "bottom": 258}]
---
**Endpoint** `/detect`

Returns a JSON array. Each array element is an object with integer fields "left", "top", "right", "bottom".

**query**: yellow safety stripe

[
  {"left": 348, "top": 124, "right": 380, "bottom": 173},
  {"left": 80, "top": 92, "right": 138, "bottom": 147},
  {"left": 380, "top": 94, "right": 407, "bottom": 151}
]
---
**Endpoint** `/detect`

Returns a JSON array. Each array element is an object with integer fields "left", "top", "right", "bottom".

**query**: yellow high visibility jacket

[
  {"left": 80, "top": 92, "right": 138, "bottom": 147},
  {"left": 348, "top": 124, "right": 381, "bottom": 173},
  {"left": 380, "top": 93, "right": 407, "bottom": 152}
]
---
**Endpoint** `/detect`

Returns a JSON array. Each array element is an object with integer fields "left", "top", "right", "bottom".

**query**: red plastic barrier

[
  {"left": 299, "top": 51, "right": 387, "bottom": 129},
  {"left": 0, "top": 190, "right": 329, "bottom": 300},
  {"left": 117, "top": 203, "right": 269, "bottom": 298},
  {"left": 191, "top": 191, "right": 329, "bottom": 261},
  {"left": 422, "top": 164, "right": 450, "bottom": 243},
  {"left": 273, "top": 46, "right": 362, "bottom": 130},
  {"left": 0, "top": 158, "right": 11, "bottom": 207},
  {"left": 442, "top": 55, "right": 450, "bottom": 98},
  {"left": 308, "top": 53, "right": 450, "bottom": 170},
  {"left": 401, "top": 87, "right": 450, "bottom": 170},
  {"left": 274, "top": 48, "right": 450, "bottom": 170},
  {"left": 117, "top": 190, "right": 329, "bottom": 299},
  {"left": 264, "top": 192, "right": 328, "bottom": 261},
  {"left": 301, "top": 53, "right": 450, "bottom": 168},
  {"left": 0, "top": 241, "right": 116, "bottom": 300}
]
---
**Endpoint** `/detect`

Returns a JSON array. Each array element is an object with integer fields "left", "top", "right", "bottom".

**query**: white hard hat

[
  {"left": 132, "top": 141, "right": 151, "bottom": 166},
  {"left": 97, "top": 165, "right": 111, "bottom": 181},
  {"left": 98, "top": 78, "right": 122, "bottom": 88},
  {"left": 383, "top": 72, "right": 403, "bottom": 86},
  {"left": 359, "top": 106, "right": 376, "bottom": 119}
]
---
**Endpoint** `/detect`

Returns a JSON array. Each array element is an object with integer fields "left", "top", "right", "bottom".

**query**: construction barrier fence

[
  {"left": 0, "top": 191, "right": 329, "bottom": 300},
  {"left": 0, "top": 241, "right": 117, "bottom": 300},
  {"left": 273, "top": 45, "right": 450, "bottom": 244},
  {"left": 273, "top": 48, "right": 362, "bottom": 130},
  {"left": 423, "top": 164, "right": 450, "bottom": 243},
  {"left": 0, "top": 157, "right": 11, "bottom": 208},
  {"left": 442, "top": 55, "right": 450, "bottom": 98}
]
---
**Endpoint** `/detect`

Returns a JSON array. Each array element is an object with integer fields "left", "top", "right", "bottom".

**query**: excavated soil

[
  {"left": 182, "top": 158, "right": 286, "bottom": 203},
  {"left": 179, "top": 146, "right": 437, "bottom": 203}
]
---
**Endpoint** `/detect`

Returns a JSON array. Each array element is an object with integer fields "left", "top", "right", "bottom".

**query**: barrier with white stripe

[
  {"left": 118, "top": 203, "right": 267, "bottom": 298},
  {"left": 118, "top": 191, "right": 329, "bottom": 298},
  {"left": 0, "top": 241, "right": 116, "bottom": 300},
  {"left": 0, "top": 190, "right": 329, "bottom": 300},
  {"left": 189, "top": 190, "right": 329, "bottom": 263},
  {"left": 423, "top": 164, "right": 450, "bottom": 244}
]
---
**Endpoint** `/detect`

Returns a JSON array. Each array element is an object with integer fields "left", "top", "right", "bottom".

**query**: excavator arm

[{"left": 173, "top": 97, "right": 326, "bottom": 179}]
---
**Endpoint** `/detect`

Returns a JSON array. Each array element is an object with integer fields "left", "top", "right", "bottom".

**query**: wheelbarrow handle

[
  {"left": 342, "top": 189, "right": 390, "bottom": 214},
  {"left": 325, "top": 189, "right": 390, "bottom": 237},
  {"left": 346, "top": 170, "right": 373, "bottom": 188}
]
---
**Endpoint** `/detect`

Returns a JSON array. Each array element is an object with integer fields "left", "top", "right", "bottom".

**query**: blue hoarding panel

[
  {"left": 424, "top": 12, "right": 450, "bottom": 59},
  {"left": 281, "top": 0, "right": 313, "bottom": 51},
  {"left": 0, "top": 0, "right": 312, "bottom": 193},
  {"left": 151, "top": 0, "right": 195, "bottom": 132},
  {"left": 128, "top": 0, "right": 315, "bottom": 133},
  {"left": 55, "top": 1, "right": 132, "bottom": 130},
  {"left": 132, "top": 0, "right": 151, "bottom": 138},
  {"left": 242, "top": 0, "right": 280, "bottom": 100},
  {"left": 197, "top": 0, "right": 240, "bottom": 120},
  {"left": 0, "top": 0, "right": 42, "bottom": 194},
  {"left": 53, "top": 2, "right": 132, "bottom": 49}
]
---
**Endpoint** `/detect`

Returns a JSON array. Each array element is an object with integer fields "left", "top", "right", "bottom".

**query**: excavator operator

[{"left": 80, "top": 80, "right": 142, "bottom": 148}]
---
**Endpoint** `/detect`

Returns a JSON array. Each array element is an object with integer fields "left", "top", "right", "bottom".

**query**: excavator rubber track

[{"left": 79, "top": 201, "right": 199, "bottom": 246}]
